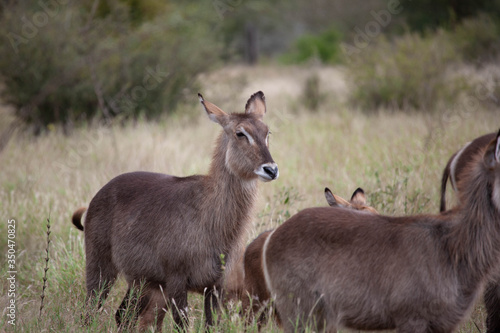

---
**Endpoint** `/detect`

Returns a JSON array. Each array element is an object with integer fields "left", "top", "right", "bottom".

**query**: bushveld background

[{"left": 1, "top": 0, "right": 500, "bottom": 332}]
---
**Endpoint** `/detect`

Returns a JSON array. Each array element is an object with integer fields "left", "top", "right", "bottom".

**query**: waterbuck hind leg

[
  {"left": 167, "top": 289, "right": 189, "bottom": 332},
  {"left": 485, "top": 282, "right": 500, "bottom": 333},
  {"left": 116, "top": 286, "right": 151, "bottom": 331},
  {"left": 84, "top": 236, "right": 118, "bottom": 323},
  {"left": 84, "top": 271, "right": 117, "bottom": 325},
  {"left": 138, "top": 286, "right": 177, "bottom": 333},
  {"left": 204, "top": 286, "right": 221, "bottom": 328}
]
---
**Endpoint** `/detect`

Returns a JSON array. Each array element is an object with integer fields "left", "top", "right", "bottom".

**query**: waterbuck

[
  {"left": 263, "top": 131, "right": 500, "bottom": 333},
  {"left": 438, "top": 131, "right": 498, "bottom": 333},
  {"left": 440, "top": 131, "right": 495, "bottom": 212},
  {"left": 324, "top": 187, "right": 378, "bottom": 214},
  {"left": 241, "top": 187, "right": 378, "bottom": 328},
  {"left": 71, "top": 91, "right": 279, "bottom": 331}
]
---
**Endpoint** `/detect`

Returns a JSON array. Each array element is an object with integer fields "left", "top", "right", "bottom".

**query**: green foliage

[
  {"left": 0, "top": 1, "right": 222, "bottom": 132},
  {"left": 370, "top": 164, "right": 431, "bottom": 215},
  {"left": 302, "top": 74, "right": 325, "bottom": 111},
  {"left": 403, "top": 0, "right": 500, "bottom": 32},
  {"left": 450, "top": 14, "right": 500, "bottom": 61},
  {"left": 347, "top": 30, "right": 467, "bottom": 110},
  {"left": 280, "top": 27, "right": 343, "bottom": 64}
]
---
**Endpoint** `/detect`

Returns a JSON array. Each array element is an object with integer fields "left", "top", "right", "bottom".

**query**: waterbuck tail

[
  {"left": 440, "top": 156, "right": 453, "bottom": 212},
  {"left": 72, "top": 207, "right": 87, "bottom": 231}
]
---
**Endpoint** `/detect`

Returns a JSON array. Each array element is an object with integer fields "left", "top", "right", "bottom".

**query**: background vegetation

[{"left": 1, "top": 0, "right": 500, "bottom": 331}]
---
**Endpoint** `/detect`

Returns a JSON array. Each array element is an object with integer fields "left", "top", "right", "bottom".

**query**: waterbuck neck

[
  {"left": 447, "top": 159, "right": 500, "bottom": 286},
  {"left": 204, "top": 132, "right": 259, "bottom": 250}
]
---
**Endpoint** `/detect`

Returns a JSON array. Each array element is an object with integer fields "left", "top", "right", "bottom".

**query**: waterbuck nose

[
  {"left": 255, "top": 162, "right": 279, "bottom": 182},
  {"left": 263, "top": 165, "right": 279, "bottom": 180}
]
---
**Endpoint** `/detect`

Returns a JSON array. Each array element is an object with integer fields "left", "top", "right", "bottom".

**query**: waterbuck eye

[{"left": 236, "top": 131, "right": 246, "bottom": 138}]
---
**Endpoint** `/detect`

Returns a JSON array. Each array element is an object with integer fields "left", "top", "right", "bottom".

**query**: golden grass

[{"left": 0, "top": 64, "right": 497, "bottom": 332}]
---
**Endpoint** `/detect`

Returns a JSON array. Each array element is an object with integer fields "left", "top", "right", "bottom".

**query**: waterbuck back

[
  {"left": 264, "top": 131, "right": 500, "bottom": 333},
  {"left": 72, "top": 91, "right": 279, "bottom": 332},
  {"left": 241, "top": 187, "right": 378, "bottom": 329}
]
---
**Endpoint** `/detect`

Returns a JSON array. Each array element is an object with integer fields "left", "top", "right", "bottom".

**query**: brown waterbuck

[
  {"left": 438, "top": 131, "right": 499, "bottom": 333},
  {"left": 263, "top": 131, "right": 500, "bottom": 333},
  {"left": 71, "top": 91, "right": 279, "bottom": 331},
  {"left": 240, "top": 187, "right": 378, "bottom": 329},
  {"left": 440, "top": 132, "right": 495, "bottom": 212},
  {"left": 324, "top": 187, "right": 378, "bottom": 214}
]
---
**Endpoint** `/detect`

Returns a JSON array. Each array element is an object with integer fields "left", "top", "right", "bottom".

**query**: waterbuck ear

[
  {"left": 496, "top": 130, "right": 500, "bottom": 163},
  {"left": 198, "top": 93, "right": 229, "bottom": 126},
  {"left": 324, "top": 187, "right": 338, "bottom": 207},
  {"left": 484, "top": 130, "right": 500, "bottom": 168},
  {"left": 245, "top": 91, "right": 266, "bottom": 119},
  {"left": 333, "top": 194, "right": 350, "bottom": 208},
  {"left": 350, "top": 188, "right": 367, "bottom": 205}
]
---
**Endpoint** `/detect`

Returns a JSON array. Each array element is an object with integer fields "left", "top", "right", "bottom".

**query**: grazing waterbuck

[
  {"left": 71, "top": 91, "right": 279, "bottom": 331},
  {"left": 264, "top": 131, "right": 500, "bottom": 333},
  {"left": 240, "top": 187, "right": 378, "bottom": 328}
]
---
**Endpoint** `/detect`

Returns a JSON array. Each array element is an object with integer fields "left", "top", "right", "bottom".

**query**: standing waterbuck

[
  {"left": 440, "top": 131, "right": 495, "bottom": 212},
  {"left": 263, "top": 131, "right": 500, "bottom": 333},
  {"left": 240, "top": 187, "right": 378, "bottom": 328},
  {"left": 71, "top": 91, "right": 279, "bottom": 331},
  {"left": 438, "top": 131, "right": 499, "bottom": 333}
]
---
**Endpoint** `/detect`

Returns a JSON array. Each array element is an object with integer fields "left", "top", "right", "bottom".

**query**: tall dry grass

[{"left": 0, "top": 64, "right": 497, "bottom": 332}]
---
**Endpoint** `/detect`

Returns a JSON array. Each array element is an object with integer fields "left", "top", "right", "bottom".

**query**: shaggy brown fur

[
  {"left": 439, "top": 131, "right": 500, "bottom": 333},
  {"left": 71, "top": 91, "right": 278, "bottom": 332},
  {"left": 265, "top": 132, "right": 500, "bottom": 333},
  {"left": 239, "top": 188, "right": 377, "bottom": 329},
  {"left": 440, "top": 132, "right": 495, "bottom": 212}
]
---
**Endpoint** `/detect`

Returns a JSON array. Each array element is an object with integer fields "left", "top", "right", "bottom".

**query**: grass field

[{"left": 0, "top": 64, "right": 497, "bottom": 332}]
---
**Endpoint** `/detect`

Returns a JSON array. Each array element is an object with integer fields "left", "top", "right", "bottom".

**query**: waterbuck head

[
  {"left": 324, "top": 187, "right": 379, "bottom": 214},
  {"left": 199, "top": 91, "right": 279, "bottom": 182}
]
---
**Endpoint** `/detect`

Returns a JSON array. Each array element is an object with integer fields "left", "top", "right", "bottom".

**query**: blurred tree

[
  {"left": 0, "top": 1, "right": 222, "bottom": 133},
  {"left": 404, "top": 0, "right": 500, "bottom": 31}
]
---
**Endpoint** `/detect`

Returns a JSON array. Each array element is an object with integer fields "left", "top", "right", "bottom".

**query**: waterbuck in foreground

[
  {"left": 240, "top": 187, "right": 378, "bottom": 329},
  {"left": 263, "top": 131, "right": 500, "bottom": 333},
  {"left": 71, "top": 91, "right": 279, "bottom": 331},
  {"left": 438, "top": 131, "right": 499, "bottom": 333},
  {"left": 440, "top": 131, "right": 495, "bottom": 212}
]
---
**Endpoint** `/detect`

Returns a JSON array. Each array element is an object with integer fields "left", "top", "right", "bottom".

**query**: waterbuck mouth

[{"left": 255, "top": 163, "right": 279, "bottom": 182}]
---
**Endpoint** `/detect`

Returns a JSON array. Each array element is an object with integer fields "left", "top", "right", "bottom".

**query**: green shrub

[
  {"left": 302, "top": 74, "right": 325, "bottom": 111},
  {"left": 0, "top": 1, "right": 222, "bottom": 132},
  {"left": 280, "top": 27, "right": 343, "bottom": 64},
  {"left": 404, "top": 0, "right": 500, "bottom": 32},
  {"left": 346, "top": 30, "right": 470, "bottom": 111},
  {"left": 450, "top": 13, "right": 500, "bottom": 61}
]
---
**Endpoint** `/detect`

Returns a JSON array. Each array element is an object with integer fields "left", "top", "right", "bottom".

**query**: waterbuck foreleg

[{"left": 485, "top": 281, "right": 500, "bottom": 333}]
